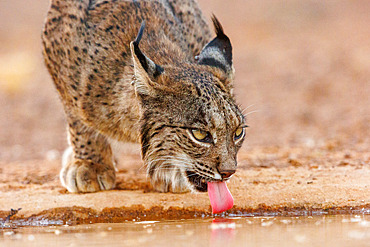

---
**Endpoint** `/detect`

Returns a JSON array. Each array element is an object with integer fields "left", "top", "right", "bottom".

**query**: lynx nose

[{"left": 220, "top": 169, "right": 235, "bottom": 179}]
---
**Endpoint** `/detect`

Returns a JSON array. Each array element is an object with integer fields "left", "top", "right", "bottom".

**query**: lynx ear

[
  {"left": 197, "top": 15, "right": 234, "bottom": 84},
  {"left": 130, "top": 21, "right": 164, "bottom": 96}
]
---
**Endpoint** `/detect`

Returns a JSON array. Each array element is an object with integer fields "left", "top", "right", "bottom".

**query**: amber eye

[
  {"left": 191, "top": 129, "right": 213, "bottom": 143},
  {"left": 234, "top": 127, "right": 244, "bottom": 140}
]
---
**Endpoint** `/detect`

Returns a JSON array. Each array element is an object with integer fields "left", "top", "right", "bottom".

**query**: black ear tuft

[
  {"left": 130, "top": 21, "right": 164, "bottom": 96},
  {"left": 211, "top": 15, "right": 226, "bottom": 40},
  {"left": 133, "top": 21, "right": 145, "bottom": 45},
  {"left": 131, "top": 21, "right": 164, "bottom": 80},
  {"left": 197, "top": 15, "right": 233, "bottom": 79}
]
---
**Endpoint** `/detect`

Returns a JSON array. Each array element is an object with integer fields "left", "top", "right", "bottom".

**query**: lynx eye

[
  {"left": 234, "top": 127, "right": 244, "bottom": 140},
  {"left": 190, "top": 129, "right": 213, "bottom": 143}
]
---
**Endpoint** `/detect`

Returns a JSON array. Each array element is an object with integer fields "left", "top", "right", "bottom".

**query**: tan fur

[{"left": 42, "top": 0, "right": 246, "bottom": 193}]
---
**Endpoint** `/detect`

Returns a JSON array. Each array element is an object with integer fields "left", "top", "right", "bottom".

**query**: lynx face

[{"left": 131, "top": 18, "right": 246, "bottom": 192}]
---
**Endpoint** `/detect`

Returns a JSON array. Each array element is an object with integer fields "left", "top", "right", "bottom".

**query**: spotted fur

[{"left": 42, "top": 0, "right": 246, "bottom": 193}]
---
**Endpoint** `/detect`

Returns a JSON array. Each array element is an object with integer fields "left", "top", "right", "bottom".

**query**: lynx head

[{"left": 130, "top": 17, "right": 246, "bottom": 193}]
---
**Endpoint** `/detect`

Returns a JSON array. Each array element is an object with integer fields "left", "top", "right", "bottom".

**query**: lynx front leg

[{"left": 60, "top": 116, "right": 116, "bottom": 192}]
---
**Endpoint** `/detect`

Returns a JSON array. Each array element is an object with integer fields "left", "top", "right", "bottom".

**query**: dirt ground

[{"left": 0, "top": 1, "right": 369, "bottom": 225}]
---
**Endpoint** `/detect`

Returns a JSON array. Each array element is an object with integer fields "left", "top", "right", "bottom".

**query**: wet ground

[{"left": 2, "top": 215, "right": 370, "bottom": 247}]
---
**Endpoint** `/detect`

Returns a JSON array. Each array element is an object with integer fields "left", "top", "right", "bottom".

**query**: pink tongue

[{"left": 207, "top": 182, "right": 234, "bottom": 214}]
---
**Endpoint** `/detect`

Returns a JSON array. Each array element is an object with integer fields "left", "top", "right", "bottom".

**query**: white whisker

[
  {"left": 241, "top": 103, "right": 256, "bottom": 114},
  {"left": 243, "top": 110, "right": 259, "bottom": 117}
]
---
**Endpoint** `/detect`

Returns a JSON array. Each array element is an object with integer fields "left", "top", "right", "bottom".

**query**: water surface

[{"left": 2, "top": 215, "right": 370, "bottom": 247}]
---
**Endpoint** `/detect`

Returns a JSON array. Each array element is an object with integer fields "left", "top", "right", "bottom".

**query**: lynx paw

[
  {"left": 60, "top": 158, "right": 116, "bottom": 193},
  {"left": 150, "top": 169, "right": 191, "bottom": 193}
]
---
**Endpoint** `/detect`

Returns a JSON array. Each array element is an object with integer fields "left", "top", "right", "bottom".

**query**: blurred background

[{"left": 0, "top": 0, "right": 369, "bottom": 162}]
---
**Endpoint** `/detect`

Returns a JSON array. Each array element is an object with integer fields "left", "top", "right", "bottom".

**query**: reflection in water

[
  {"left": 210, "top": 218, "right": 236, "bottom": 247},
  {"left": 1, "top": 215, "right": 370, "bottom": 247}
]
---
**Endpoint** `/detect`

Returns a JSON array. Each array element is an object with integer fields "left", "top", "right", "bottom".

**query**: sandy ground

[{"left": 0, "top": 0, "right": 369, "bottom": 225}]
